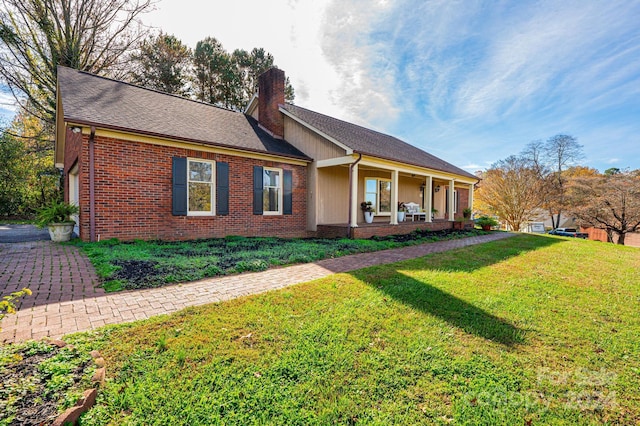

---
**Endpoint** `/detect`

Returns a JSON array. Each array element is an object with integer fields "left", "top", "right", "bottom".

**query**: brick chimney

[{"left": 258, "top": 68, "right": 285, "bottom": 138}]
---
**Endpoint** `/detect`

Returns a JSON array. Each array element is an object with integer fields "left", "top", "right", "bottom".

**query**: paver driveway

[{"left": 0, "top": 232, "right": 515, "bottom": 343}]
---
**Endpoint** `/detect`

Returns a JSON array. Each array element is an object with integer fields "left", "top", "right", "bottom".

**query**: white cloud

[
  {"left": 0, "top": 86, "right": 18, "bottom": 124},
  {"left": 461, "top": 163, "right": 481, "bottom": 170},
  {"left": 319, "top": 0, "right": 399, "bottom": 128},
  {"left": 144, "top": 0, "right": 344, "bottom": 117},
  {"left": 0, "top": 88, "right": 17, "bottom": 110}
]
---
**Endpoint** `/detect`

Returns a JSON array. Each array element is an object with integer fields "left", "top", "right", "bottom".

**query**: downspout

[
  {"left": 347, "top": 153, "right": 363, "bottom": 238},
  {"left": 89, "top": 126, "right": 96, "bottom": 242}
]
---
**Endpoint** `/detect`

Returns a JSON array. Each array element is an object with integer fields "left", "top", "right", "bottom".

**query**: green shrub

[
  {"left": 0, "top": 288, "right": 32, "bottom": 332},
  {"left": 35, "top": 200, "right": 78, "bottom": 227},
  {"left": 475, "top": 216, "right": 499, "bottom": 227}
]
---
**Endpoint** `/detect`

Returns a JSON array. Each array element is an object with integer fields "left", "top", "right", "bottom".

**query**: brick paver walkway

[{"left": 1, "top": 232, "right": 515, "bottom": 343}]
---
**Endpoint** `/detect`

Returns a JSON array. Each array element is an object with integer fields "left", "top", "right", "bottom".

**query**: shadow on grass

[
  {"left": 404, "top": 233, "right": 563, "bottom": 274},
  {"left": 350, "top": 234, "right": 566, "bottom": 346},
  {"left": 353, "top": 270, "right": 525, "bottom": 345}
]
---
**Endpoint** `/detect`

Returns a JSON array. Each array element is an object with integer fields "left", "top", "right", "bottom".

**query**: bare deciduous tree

[
  {"left": 567, "top": 171, "right": 640, "bottom": 245},
  {"left": 522, "top": 134, "right": 583, "bottom": 228},
  {"left": 0, "top": 0, "right": 154, "bottom": 123}
]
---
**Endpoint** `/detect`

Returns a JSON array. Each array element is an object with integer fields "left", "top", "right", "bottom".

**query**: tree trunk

[
  {"left": 556, "top": 209, "right": 562, "bottom": 228},
  {"left": 549, "top": 209, "right": 557, "bottom": 228},
  {"left": 617, "top": 232, "right": 626, "bottom": 245},
  {"left": 606, "top": 228, "right": 615, "bottom": 243}
]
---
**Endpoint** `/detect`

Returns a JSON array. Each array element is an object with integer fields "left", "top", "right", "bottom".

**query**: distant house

[
  {"left": 511, "top": 210, "right": 577, "bottom": 233},
  {"left": 55, "top": 67, "right": 478, "bottom": 241}
]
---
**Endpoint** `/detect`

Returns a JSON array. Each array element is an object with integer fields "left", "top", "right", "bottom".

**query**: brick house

[{"left": 55, "top": 67, "right": 478, "bottom": 241}]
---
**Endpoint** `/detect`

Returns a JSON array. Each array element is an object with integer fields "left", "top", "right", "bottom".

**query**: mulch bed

[{"left": 0, "top": 341, "right": 93, "bottom": 425}]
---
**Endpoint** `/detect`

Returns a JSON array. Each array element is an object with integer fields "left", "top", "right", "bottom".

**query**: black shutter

[
  {"left": 216, "top": 162, "right": 229, "bottom": 216},
  {"left": 445, "top": 188, "right": 449, "bottom": 214},
  {"left": 172, "top": 157, "right": 187, "bottom": 216},
  {"left": 456, "top": 190, "right": 460, "bottom": 213},
  {"left": 253, "top": 166, "right": 263, "bottom": 215},
  {"left": 283, "top": 169, "right": 293, "bottom": 215}
]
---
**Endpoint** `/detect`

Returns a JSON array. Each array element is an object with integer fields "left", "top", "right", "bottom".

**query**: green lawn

[
  {"left": 72, "top": 234, "right": 639, "bottom": 425},
  {"left": 71, "top": 229, "right": 487, "bottom": 292}
]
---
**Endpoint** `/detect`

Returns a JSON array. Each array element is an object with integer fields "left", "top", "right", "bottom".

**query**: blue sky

[
  {"left": 314, "top": 0, "right": 640, "bottom": 172},
  {"left": 3, "top": 0, "right": 639, "bottom": 172}
]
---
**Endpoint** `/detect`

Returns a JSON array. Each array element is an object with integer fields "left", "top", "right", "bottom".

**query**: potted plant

[
  {"left": 36, "top": 200, "right": 79, "bottom": 242},
  {"left": 360, "top": 201, "right": 375, "bottom": 224},
  {"left": 397, "top": 202, "right": 407, "bottom": 222},
  {"left": 463, "top": 207, "right": 472, "bottom": 219},
  {"left": 475, "top": 216, "right": 499, "bottom": 231},
  {"left": 431, "top": 208, "right": 438, "bottom": 220}
]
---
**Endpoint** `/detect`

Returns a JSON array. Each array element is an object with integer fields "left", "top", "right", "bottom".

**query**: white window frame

[
  {"left": 263, "top": 167, "right": 282, "bottom": 215},
  {"left": 187, "top": 158, "right": 216, "bottom": 216},
  {"left": 364, "top": 177, "right": 391, "bottom": 216},
  {"left": 446, "top": 188, "right": 458, "bottom": 214},
  {"left": 454, "top": 190, "right": 458, "bottom": 213},
  {"left": 365, "top": 178, "right": 377, "bottom": 213}
]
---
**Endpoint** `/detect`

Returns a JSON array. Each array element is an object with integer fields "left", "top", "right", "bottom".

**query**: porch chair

[{"left": 404, "top": 202, "right": 426, "bottom": 221}]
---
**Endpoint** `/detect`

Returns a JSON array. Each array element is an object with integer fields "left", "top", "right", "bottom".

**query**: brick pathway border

[{"left": 0, "top": 232, "right": 515, "bottom": 343}]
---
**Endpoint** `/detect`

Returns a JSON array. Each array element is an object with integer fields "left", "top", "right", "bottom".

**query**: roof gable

[
  {"left": 56, "top": 66, "right": 309, "bottom": 160},
  {"left": 281, "top": 104, "right": 477, "bottom": 179}
]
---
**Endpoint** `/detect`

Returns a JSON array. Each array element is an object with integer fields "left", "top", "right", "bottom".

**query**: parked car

[{"left": 548, "top": 228, "right": 588, "bottom": 239}]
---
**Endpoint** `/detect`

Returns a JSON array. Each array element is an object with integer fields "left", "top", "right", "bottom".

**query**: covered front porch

[{"left": 311, "top": 154, "right": 476, "bottom": 238}]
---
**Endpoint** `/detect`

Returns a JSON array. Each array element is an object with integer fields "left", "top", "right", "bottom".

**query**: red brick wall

[
  {"left": 455, "top": 188, "right": 469, "bottom": 220},
  {"left": 316, "top": 225, "right": 350, "bottom": 239},
  {"left": 351, "top": 221, "right": 452, "bottom": 239},
  {"left": 258, "top": 68, "right": 285, "bottom": 137},
  {"left": 70, "top": 135, "right": 308, "bottom": 241}
]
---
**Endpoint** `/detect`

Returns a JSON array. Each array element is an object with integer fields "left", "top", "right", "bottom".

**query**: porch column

[
  {"left": 350, "top": 163, "right": 359, "bottom": 227},
  {"left": 468, "top": 183, "right": 474, "bottom": 211},
  {"left": 448, "top": 179, "right": 455, "bottom": 221},
  {"left": 390, "top": 169, "right": 399, "bottom": 225},
  {"left": 425, "top": 176, "right": 432, "bottom": 222}
]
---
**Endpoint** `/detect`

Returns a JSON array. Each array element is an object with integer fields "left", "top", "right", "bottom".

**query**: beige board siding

[
  {"left": 399, "top": 176, "right": 425, "bottom": 207},
  {"left": 282, "top": 116, "right": 348, "bottom": 229},
  {"left": 307, "top": 162, "right": 318, "bottom": 231},
  {"left": 433, "top": 187, "right": 446, "bottom": 219},
  {"left": 283, "top": 116, "right": 346, "bottom": 161},
  {"left": 318, "top": 166, "right": 349, "bottom": 224}
]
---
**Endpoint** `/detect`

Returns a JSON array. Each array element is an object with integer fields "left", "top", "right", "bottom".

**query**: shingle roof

[
  {"left": 57, "top": 66, "right": 309, "bottom": 160},
  {"left": 281, "top": 104, "right": 477, "bottom": 179}
]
